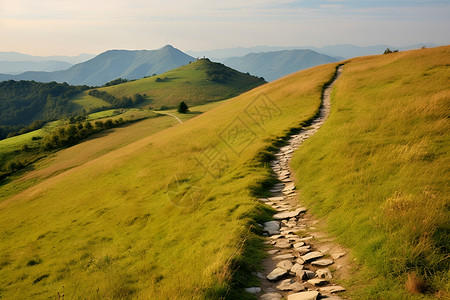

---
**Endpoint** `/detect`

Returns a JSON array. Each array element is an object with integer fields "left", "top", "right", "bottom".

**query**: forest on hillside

[{"left": 0, "top": 80, "right": 91, "bottom": 139}]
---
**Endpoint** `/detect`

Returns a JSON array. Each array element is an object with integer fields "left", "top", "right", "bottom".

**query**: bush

[{"left": 177, "top": 102, "right": 189, "bottom": 114}]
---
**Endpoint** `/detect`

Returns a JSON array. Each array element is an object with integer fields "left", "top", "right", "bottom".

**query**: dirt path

[
  {"left": 158, "top": 112, "right": 183, "bottom": 124},
  {"left": 250, "top": 66, "right": 350, "bottom": 300}
]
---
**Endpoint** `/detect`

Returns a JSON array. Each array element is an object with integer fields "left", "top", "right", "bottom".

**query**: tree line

[
  {"left": 88, "top": 90, "right": 145, "bottom": 108},
  {"left": 0, "top": 80, "right": 91, "bottom": 139}
]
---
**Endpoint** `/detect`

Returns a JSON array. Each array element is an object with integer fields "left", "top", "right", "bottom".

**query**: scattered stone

[
  {"left": 307, "top": 278, "right": 329, "bottom": 286},
  {"left": 260, "top": 292, "right": 283, "bottom": 300},
  {"left": 273, "top": 253, "right": 295, "bottom": 260},
  {"left": 331, "top": 252, "right": 347, "bottom": 260},
  {"left": 311, "top": 259, "right": 334, "bottom": 267},
  {"left": 274, "top": 241, "right": 292, "bottom": 249},
  {"left": 290, "top": 263, "right": 304, "bottom": 276},
  {"left": 297, "top": 270, "right": 315, "bottom": 280},
  {"left": 293, "top": 242, "right": 306, "bottom": 248},
  {"left": 264, "top": 221, "right": 280, "bottom": 235},
  {"left": 298, "top": 236, "right": 314, "bottom": 242},
  {"left": 287, "top": 291, "right": 320, "bottom": 300},
  {"left": 257, "top": 272, "right": 265, "bottom": 279},
  {"left": 276, "top": 279, "right": 305, "bottom": 292},
  {"left": 295, "top": 257, "right": 305, "bottom": 265},
  {"left": 319, "top": 286, "right": 346, "bottom": 294},
  {"left": 273, "top": 207, "right": 306, "bottom": 220},
  {"left": 266, "top": 267, "right": 288, "bottom": 281},
  {"left": 245, "top": 287, "right": 261, "bottom": 293},
  {"left": 301, "top": 251, "right": 323, "bottom": 262},
  {"left": 315, "top": 268, "right": 332, "bottom": 279},
  {"left": 270, "top": 235, "right": 283, "bottom": 240},
  {"left": 268, "top": 196, "right": 284, "bottom": 201},
  {"left": 267, "top": 249, "right": 280, "bottom": 255},
  {"left": 276, "top": 260, "right": 293, "bottom": 271}
]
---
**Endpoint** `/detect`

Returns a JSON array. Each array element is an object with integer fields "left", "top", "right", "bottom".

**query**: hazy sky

[{"left": 1, "top": 0, "right": 449, "bottom": 56}]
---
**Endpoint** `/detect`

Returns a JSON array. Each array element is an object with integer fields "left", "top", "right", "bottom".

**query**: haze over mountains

[
  {"left": 0, "top": 46, "right": 195, "bottom": 86},
  {"left": 221, "top": 49, "right": 338, "bottom": 81}
]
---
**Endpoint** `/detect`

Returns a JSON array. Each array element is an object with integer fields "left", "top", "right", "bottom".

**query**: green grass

[
  {"left": 73, "top": 59, "right": 265, "bottom": 111},
  {"left": 0, "top": 62, "right": 337, "bottom": 299},
  {"left": 291, "top": 46, "right": 450, "bottom": 298},
  {"left": 71, "top": 91, "right": 111, "bottom": 111}
]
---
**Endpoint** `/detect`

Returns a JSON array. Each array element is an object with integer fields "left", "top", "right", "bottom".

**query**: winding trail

[
  {"left": 252, "top": 65, "right": 347, "bottom": 300},
  {"left": 157, "top": 112, "right": 183, "bottom": 124}
]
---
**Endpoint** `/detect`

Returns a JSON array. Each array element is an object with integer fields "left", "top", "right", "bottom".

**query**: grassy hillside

[
  {"left": 79, "top": 58, "right": 265, "bottom": 110},
  {"left": 291, "top": 46, "right": 449, "bottom": 298},
  {"left": 0, "top": 60, "right": 337, "bottom": 299}
]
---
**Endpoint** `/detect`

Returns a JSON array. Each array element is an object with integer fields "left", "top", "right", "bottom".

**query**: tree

[{"left": 177, "top": 101, "right": 189, "bottom": 114}]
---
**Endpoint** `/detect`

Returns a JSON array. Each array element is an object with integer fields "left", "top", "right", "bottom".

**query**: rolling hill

[
  {"left": 0, "top": 46, "right": 448, "bottom": 299},
  {"left": 220, "top": 49, "right": 339, "bottom": 81},
  {"left": 76, "top": 58, "right": 266, "bottom": 110},
  {"left": 0, "top": 45, "right": 195, "bottom": 86}
]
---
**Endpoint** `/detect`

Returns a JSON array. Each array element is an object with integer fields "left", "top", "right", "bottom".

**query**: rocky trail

[{"left": 248, "top": 66, "right": 348, "bottom": 300}]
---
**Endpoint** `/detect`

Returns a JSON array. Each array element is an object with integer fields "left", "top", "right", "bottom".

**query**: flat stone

[
  {"left": 274, "top": 241, "right": 292, "bottom": 249},
  {"left": 297, "top": 270, "right": 315, "bottom": 280},
  {"left": 301, "top": 251, "right": 323, "bottom": 262},
  {"left": 264, "top": 221, "right": 280, "bottom": 235},
  {"left": 245, "top": 287, "right": 261, "bottom": 293},
  {"left": 315, "top": 268, "right": 332, "bottom": 279},
  {"left": 298, "top": 236, "right": 313, "bottom": 242},
  {"left": 290, "top": 263, "right": 304, "bottom": 276},
  {"left": 287, "top": 291, "right": 320, "bottom": 300},
  {"left": 319, "top": 286, "right": 346, "bottom": 294},
  {"left": 293, "top": 247, "right": 310, "bottom": 257},
  {"left": 307, "top": 278, "right": 329, "bottom": 286},
  {"left": 276, "top": 279, "right": 305, "bottom": 292},
  {"left": 295, "top": 257, "right": 305, "bottom": 265},
  {"left": 311, "top": 259, "right": 334, "bottom": 267},
  {"left": 267, "top": 249, "right": 280, "bottom": 255},
  {"left": 276, "top": 260, "right": 293, "bottom": 270},
  {"left": 260, "top": 292, "right": 283, "bottom": 300},
  {"left": 293, "top": 242, "right": 306, "bottom": 248},
  {"left": 267, "top": 267, "right": 288, "bottom": 281},
  {"left": 331, "top": 252, "right": 347, "bottom": 260},
  {"left": 270, "top": 235, "right": 283, "bottom": 240},
  {"left": 273, "top": 253, "right": 295, "bottom": 260},
  {"left": 268, "top": 196, "right": 284, "bottom": 201}
]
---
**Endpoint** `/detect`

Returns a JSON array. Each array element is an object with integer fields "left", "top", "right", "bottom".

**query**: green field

[
  {"left": 73, "top": 59, "right": 266, "bottom": 111},
  {"left": 0, "top": 61, "right": 337, "bottom": 299},
  {"left": 71, "top": 91, "right": 111, "bottom": 111},
  {"left": 291, "top": 46, "right": 449, "bottom": 298}
]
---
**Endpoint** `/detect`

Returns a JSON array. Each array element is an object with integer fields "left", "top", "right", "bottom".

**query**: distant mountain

[
  {"left": 0, "top": 52, "right": 95, "bottom": 64},
  {"left": 188, "top": 43, "right": 439, "bottom": 60},
  {"left": 0, "top": 60, "right": 73, "bottom": 74},
  {"left": 0, "top": 45, "right": 195, "bottom": 86},
  {"left": 219, "top": 49, "right": 339, "bottom": 81}
]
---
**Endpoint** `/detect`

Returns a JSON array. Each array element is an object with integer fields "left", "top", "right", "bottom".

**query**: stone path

[{"left": 247, "top": 66, "right": 347, "bottom": 300}]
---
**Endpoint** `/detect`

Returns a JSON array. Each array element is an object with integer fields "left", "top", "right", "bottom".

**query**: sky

[{"left": 1, "top": 0, "right": 449, "bottom": 56}]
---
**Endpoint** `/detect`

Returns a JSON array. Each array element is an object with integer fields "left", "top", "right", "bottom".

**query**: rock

[
  {"left": 270, "top": 235, "right": 283, "bottom": 240},
  {"left": 266, "top": 267, "right": 288, "bottom": 281},
  {"left": 283, "top": 183, "right": 296, "bottom": 191},
  {"left": 267, "top": 249, "right": 280, "bottom": 255},
  {"left": 245, "top": 287, "right": 261, "bottom": 293},
  {"left": 319, "top": 285, "right": 346, "bottom": 294},
  {"left": 295, "top": 257, "right": 305, "bottom": 265},
  {"left": 274, "top": 241, "right": 291, "bottom": 249},
  {"left": 273, "top": 253, "right": 295, "bottom": 260},
  {"left": 331, "top": 252, "right": 347, "bottom": 260},
  {"left": 293, "top": 242, "right": 305, "bottom": 248},
  {"left": 293, "top": 248, "right": 310, "bottom": 257},
  {"left": 276, "top": 279, "right": 305, "bottom": 292},
  {"left": 268, "top": 196, "right": 284, "bottom": 201},
  {"left": 297, "top": 270, "right": 315, "bottom": 280},
  {"left": 257, "top": 272, "right": 265, "bottom": 279},
  {"left": 276, "top": 260, "right": 293, "bottom": 270},
  {"left": 315, "top": 268, "right": 332, "bottom": 279},
  {"left": 264, "top": 221, "right": 280, "bottom": 235},
  {"left": 287, "top": 291, "right": 320, "bottom": 300},
  {"left": 273, "top": 207, "right": 306, "bottom": 220},
  {"left": 290, "top": 263, "right": 304, "bottom": 276},
  {"left": 298, "top": 236, "right": 313, "bottom": 242},
  {"left": 307, "top": 278, "right": 329, "bottom": 286},
  {"left": 260, "top": 292, "right": 283, "bottom": 300},
  {"left": 301, "top": 251, "right": 323, "bottom": 262},
  {"left": 311, "top": 259, "right": 334, "bottom": 267}
]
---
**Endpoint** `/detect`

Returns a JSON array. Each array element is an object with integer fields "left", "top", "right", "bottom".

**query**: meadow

[
  {"left": 0, "top": 63, "right": 337, "bottom": 298},
  {"left": 291, "top": 46, "right": 449, "bottom": 298}
]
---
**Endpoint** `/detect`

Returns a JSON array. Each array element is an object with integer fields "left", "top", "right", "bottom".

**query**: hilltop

[
  {"left": 0, "top": 45, "right": 195, "bottom": 86},
  {"left": 80, "top": 58, "right": 266, "bottom": 109}
]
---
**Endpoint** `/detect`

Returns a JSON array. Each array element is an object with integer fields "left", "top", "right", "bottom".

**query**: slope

[
  {"left": 0, "top": 60, "right": 338, "bottom": 299},
  {"left": 291, "top": 46, "right": 450, "bottom": 298},
  {"left": 221, "top": 49, "right": 339, "bottom": 81},
  {"left": 0, "top": 45, "right": 195, "bottom": 86},
  {"left": 85, "top": 58, "right": 266, "bottom": 109}
]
